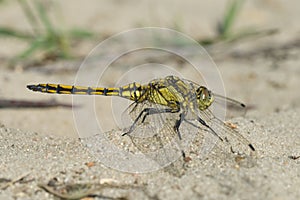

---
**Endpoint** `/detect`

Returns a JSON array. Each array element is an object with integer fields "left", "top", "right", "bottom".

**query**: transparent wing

[
  {"left": 120, "top": 100, "right": 184, "bottom": 166},
  {"left": 196, "top": 107, "right": 255, "bottom": 156},
  {"left": 212, "top": 93, "right": 247, "bottom": 119}
]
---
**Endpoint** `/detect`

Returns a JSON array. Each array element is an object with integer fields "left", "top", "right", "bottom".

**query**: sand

[{"left": 1, "top": 109, "right": 299, "bottom": 199}]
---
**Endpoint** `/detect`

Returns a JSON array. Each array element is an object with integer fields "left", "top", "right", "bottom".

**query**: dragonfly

[{"left": 27, "top": 75, "right": 255, "bottom": 159}]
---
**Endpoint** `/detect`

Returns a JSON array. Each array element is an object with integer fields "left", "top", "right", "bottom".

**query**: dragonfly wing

[
  {"left": 197, "top": 108, "right": 255, "bottom": 156},
  {"left": 121, "top": 101, "right": 169, "bottom": 137},
  {"left": 211, "top": 93, "right": 247, "bottom": 119},
  {"left": 121, "top": 101, "right": 183, "bottom": 166}
]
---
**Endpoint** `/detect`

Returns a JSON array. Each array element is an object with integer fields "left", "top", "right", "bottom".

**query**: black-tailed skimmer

[{"left": 27, "top": 75, "right": 255, "bottom": 158}]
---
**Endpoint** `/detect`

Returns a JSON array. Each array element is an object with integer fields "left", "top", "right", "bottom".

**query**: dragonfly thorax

[{"left": 196, "top": 86, "right": 214, "bottom": 110}]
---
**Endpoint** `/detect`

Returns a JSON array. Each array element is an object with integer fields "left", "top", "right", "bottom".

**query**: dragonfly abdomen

[
  {"left": 27, "top": 83, "right": 114, "bottom": 95},
  {"left": 27, "top": 82, "right": 145, "bottom": 101}
]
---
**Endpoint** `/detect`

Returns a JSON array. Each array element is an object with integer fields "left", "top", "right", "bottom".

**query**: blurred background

[{"left": 0, "top": 0, "right": 299, "bottom": 136}]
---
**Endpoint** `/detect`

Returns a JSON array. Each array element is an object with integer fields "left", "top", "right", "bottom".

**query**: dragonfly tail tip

[
  {"left": 27, "top": 84, "right": 41, "bottom": 92},
  {"left": 27, "top": 85, "right": 35, "bottom": 90}
]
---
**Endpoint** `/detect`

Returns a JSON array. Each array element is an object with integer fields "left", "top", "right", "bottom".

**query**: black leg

[
  {"left": 174, "top": 112, "right": 186, "bottom": 140},
  {"left": 197, "top": 117, "right": 223, "bottom": 142},
  {"left": 181, "top": 150, "right": 186, "bottom": 158},
  {"left": 174, "top": 112, "right": 189, "bottom": 160},
  {"left": 123, "top": 104, "right": 188, "bottom": 160},
  {"left": 122, "top": 108, "right": 146, "bottom": 136},
  {"left": 122, "top": 107, "right": 178, "bottom": 136},
  {"left": 183, "top": 119, "right": 201, "bottom": 129},
  {"left": 141, "top": 108, "right": 175, "bottom": 123}
]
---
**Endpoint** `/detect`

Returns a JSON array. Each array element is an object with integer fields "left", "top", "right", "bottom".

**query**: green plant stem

[
  {"left": 220, "top": 0, "right": 245, "bottom": 38},
  {"left": 17, "top": 0, "right": 40, "bottom": 35},
  {"left": 34, "top": 0, "right": 56, "bottom": 36}
]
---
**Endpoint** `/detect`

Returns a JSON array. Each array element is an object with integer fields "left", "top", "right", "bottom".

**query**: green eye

[{"left": 196, "top": 86, "right": 213, "bottom": 110}]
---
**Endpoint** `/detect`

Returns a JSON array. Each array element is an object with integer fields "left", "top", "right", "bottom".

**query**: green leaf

[
  {"left": 18, "top": 38, "right": 45, "bottom": 59},
  {"left": 68, "top": 28, "right": 95, "bottom": 39},
  {"left": 219, "top": 0, "right": 245, "bottom": 38},
  {"left": 0, "top": 27, "right": 33, "bottom": 39}
]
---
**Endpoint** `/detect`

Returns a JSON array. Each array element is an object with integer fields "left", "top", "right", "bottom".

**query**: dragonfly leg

[
  {"left": 174, "top": 112, "right": 186, "bottom": 140},
  {"left": 122, "top": 107, "right": 177, "bottom": 136},
  {"left": 181, "top": 150, "right": 186, "bottom": 159},
  {"left": 141, "top": 107, "right": 177, "bottom": 123},
  {"left": 174, "top": 113, "right": 189, "bottom": 160},
  {"left": 197, "top": 117, "right": 224, "bottom": 142},
  {"left": 122, "top": 109, "right": 145, "bottom": 136}
]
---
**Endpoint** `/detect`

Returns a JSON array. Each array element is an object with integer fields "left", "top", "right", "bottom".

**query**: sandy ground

[
  {"left": 0, "top": 1, "right": 300, "bottom": 199},
  {"left": 1, "top": 109, "right": 299, "bottom": 199}
]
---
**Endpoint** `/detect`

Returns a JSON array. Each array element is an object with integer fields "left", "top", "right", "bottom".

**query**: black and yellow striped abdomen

[{"left": 27, "top": 83, "right": 146, "bottom": 101}]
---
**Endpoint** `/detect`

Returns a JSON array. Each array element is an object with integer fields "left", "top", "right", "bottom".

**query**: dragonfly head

[{"left": 196, "top": 86, "right": 214, "bottom": 110}]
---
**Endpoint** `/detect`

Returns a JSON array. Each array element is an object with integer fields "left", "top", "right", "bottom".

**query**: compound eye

[
  {"left": 201, "top": 92, "right": 206, "bottom": 101},
  {"left": 203, "top": 88, "right": 211, "bottom": 100},
  {"left": 197, "top": 86, "right": 208, "bottom": 100},
  {"left": 204, "top": 89, "right": 213, "bottom": 104}
]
